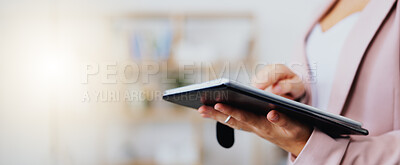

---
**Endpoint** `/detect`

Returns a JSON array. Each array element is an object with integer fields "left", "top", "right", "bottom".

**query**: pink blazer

[{"left": 289, "top": 0, "right": 400, "bottom": 164}]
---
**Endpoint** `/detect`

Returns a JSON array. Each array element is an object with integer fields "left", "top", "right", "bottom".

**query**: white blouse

[{"left": 306, "top": 13, "right": 360, "bottom": 110}]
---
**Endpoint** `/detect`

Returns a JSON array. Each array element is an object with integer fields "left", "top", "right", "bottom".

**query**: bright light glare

[{"left": 36, "top": 54, "right": 71, "bottom": 86}]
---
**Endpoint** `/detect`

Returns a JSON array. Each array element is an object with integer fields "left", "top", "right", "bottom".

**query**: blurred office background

[{"left": 0, "top": 0, "right": 325, "bottom": 164}]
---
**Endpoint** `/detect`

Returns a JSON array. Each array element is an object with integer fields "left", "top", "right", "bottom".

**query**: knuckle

[
  {"left": 247, "top": 117, "right": 258, "bottom": 126},
  {"left": 276, "top": 64, "right": 285, "bottom": 68},
  {"left": 229, "top": 122, "right": 238, "bottom": 129},
  {"left": 256, "top": 71, "right": 268, "bottom": 80},
  {"left": 223, "top": 106, "right": 231, "bottom": 114},
  {"left": 237, "top": 113, "right": 247, "bottom": 122},
  {"left": 284, "top": 82, "right": 293, "bottom": 91},
  {"left": 266, "top": 64, "right": 275, "bottom": 70},
  {"left": 279, "top": 120, "right": 289, "bottom": 128}
]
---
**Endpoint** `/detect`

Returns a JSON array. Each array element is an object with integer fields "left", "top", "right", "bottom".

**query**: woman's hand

[
  {"left": 252, "top": 64, "right": 305, "bottom": 100},
  {"left": 198, "top": 104, "right": 312, "bottom": 156},
  {"left": 198, "top": 64, "right": 312, "bottom": 156}
]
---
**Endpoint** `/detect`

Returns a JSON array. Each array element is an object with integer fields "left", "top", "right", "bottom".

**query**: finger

[
  {"left": 200, "top": 105, "right": 255, "bottom": 131},
  {"left": 203, "top": 105, "right": 252, "bottom": 131},
  {"left": 266, "top": 110, "right": 295, "bottom": 130},
  {"left": 271, "top": 80, "right": 295, "bottom": 100},
  {"left": 198, "top": 105, "right": 211, "bottom": 116},
  {"left": 200, "top": 113, "right": 211, "bottom": 118},
  {"left": 251, "top": 64, "right": 296, "bottom": 90},
  {"left": 272, "top": 77, "right": 305, "bottom": 99},
  {"left": 214, "top": 110, "right": 245, "bottom": 130},
  {"left": 198, "top": 105, "right": 217, "bottom": 118},
  {"left": 199, "top": 105, "right": 237, "bottom": 127},
  {"left": 263, "top": 86, "right": 295, "bottom": 100},
  {"left": 264, "top": 86, "right": 273, "bottom": 93},
  {"left": 214, "top": 103, "right": 263, "bottom": 127},
  {"left": 271, "top": 80, "right": 292, "bottom": 96},
  {"left": 287, "top": 76, "right": 306, "bottom": 99}
]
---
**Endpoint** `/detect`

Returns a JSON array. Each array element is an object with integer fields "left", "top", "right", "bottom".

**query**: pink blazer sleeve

[{"left": 288, "top": 129, "right": 400, "bottom": 165}]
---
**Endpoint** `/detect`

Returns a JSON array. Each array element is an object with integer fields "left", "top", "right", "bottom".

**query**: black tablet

[{"left": 162, "top": 78, "right": 368, "bottom": 147}]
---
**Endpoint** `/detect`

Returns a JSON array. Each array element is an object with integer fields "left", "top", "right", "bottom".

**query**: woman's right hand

[
  {"left": 252, "top": 64, "right": 305, "bottom": 100},
  {"left": 198, "top": 64, "right": 311, "bottom": 156}
]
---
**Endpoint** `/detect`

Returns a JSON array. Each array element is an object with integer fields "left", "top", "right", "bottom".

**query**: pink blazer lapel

[{"left": 327, "top": 0, "right": 398, "bottom": 115}]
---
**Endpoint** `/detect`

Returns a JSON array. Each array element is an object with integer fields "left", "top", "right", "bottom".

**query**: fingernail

[
  {"left": 201, "top": 114, "right": 209, "bottom": 118},
  {"left": 270, "top": 113, "right": 279, "bottom": 122},
  {"left": 214, "top": 104, "right": 223, "bottom": 112},
  {"left": 198, "top": 108, "right": 205, "bottom": 113}
]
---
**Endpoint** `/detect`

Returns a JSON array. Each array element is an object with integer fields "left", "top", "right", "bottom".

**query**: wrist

[
  {"left": 287, "top": 140, "right": 307, "bottom": 157},
  {"left": 255, "top": 133, "right": 309, "bottom": 157},
  {"left": 287, "top": 127, "right": 313, "bottom": 156},
  {"left": 280, "top": 128, "right": 313, "bottom": 157}
]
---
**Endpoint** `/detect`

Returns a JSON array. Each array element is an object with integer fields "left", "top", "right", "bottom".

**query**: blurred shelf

[{"left": 111, "top": 11, "right": 257, "bottom": 69}]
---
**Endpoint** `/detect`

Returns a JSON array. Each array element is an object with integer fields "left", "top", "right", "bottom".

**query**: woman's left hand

[{"left": 198, "top": 103, "right": 312, "bottom": 157}]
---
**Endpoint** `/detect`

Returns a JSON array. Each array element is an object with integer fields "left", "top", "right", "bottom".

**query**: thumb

[{"left": 267, "top": 110, "right": 294, "bottom": 130}]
